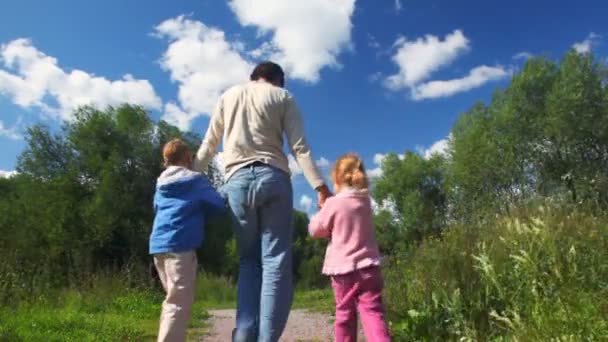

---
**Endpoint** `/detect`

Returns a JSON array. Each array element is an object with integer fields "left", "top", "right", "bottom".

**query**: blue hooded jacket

[{"left": 150, "top": 166, "right": 225, "bottom": 254}]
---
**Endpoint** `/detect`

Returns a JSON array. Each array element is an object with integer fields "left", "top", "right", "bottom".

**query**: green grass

[
  {"left": 0, "top": 276, "right": 208, "bottom": 342},
  {"left": 293, "top": 288, "right": 334, "bottom": 314},
  {"left": 194, "top": 272, "right": 334, "bottom": 314},
  {"left": 195, "top": 273, "right": 237, "bottom": 309},
  {"left": 0, "top": 271, "right": 334, "bottom": 342}
]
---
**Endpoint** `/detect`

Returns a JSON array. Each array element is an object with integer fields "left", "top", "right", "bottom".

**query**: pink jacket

[{"left": 309, "top": 189, "right": 382, "bottom": 275}]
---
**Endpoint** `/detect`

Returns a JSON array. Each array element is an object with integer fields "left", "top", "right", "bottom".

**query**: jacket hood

[{"left": 157, "top": 166, "right": 201, "bottom": 196}]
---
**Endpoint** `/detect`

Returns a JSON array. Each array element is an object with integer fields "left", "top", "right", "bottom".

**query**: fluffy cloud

[
  {"left": 0, "top": 39, "right": 161, "bottom": 121},
  {"left": 368, "top": 153, "right": 387, "bottom": 179},
  {"left": 371, "top": 197, "right": 399, "bottom": 219},
  {"left": 156, "top": 5, "right": 356, "bottom": 129},
  {"left": 513, "top": 51, "right": 533, "bottom": 60},
  {"left": 368, "top": 152, "right": 404, "bottom": 179},
  {"left": 228, "top": 0, "right": 356, "bottom": 82},
  {"left": 162, "top": 102, "right": 196, "bottom": 132},
  {"left": 288, "top": 154, "right": 303, "bottom": 176},
  {"left": 384, "top": 30, "right": 509, "bottom": 100},
  {"left": 316, "top": 157, "right": 331, "bottom": 169},
  {"left": 289, "top": 155, "right": 331, "bottom": 177},
  {"left": 0, "top": 119, "right": 21, "bottom": 140},
  {"left": 412, "top": 65, "right": 509, "bottom": 100},
  {"left": 572, "top": 32, "right": 600, "bottom": 54},
  {"left": 299, "top": 194, "right": 313, "bottom": 212},
  {"left": 418, "top": 135, "right": 451, "bottom": 159},
  {"left": 0, "top": 170, "right": 18, "bottom": 178},
  {"left": 155, "top": 16, "right": 253, "bottom": 130},
  {"left": 385, "top": 30, "right": 470, "bottom": 90}
]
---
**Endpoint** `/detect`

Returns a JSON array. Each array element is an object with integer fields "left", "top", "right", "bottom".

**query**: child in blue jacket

[{"left": 150, "top": 138, "right": 225, "bottom": 342}]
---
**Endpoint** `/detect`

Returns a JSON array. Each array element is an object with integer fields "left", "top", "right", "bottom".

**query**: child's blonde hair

[
  {"left": 331, "top": 153, "right": 369, "bottom": 191},
  {"left": 162, "top": 139, "right": 192, "bottom": 168}
]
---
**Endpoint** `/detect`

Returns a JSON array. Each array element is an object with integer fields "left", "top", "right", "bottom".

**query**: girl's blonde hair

[{"left": 331, "top": 153, "right": 369, "bottom": 191}]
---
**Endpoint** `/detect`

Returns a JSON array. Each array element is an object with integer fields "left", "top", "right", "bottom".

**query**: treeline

[
  {"left": 372, "top": 51, "right": 608, "bottom": 339},
  {"left": 0, "top": 105, "right": 326, "bottom": 305}
]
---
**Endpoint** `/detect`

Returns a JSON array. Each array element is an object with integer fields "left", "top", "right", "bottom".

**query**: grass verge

[{"left": 0, "top": 276, "right": 208, "bottom": 342}]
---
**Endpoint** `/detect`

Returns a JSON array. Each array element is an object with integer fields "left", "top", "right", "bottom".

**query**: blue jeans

[{"left": 223, "top": 163, "right": 294, "bottom": 342}]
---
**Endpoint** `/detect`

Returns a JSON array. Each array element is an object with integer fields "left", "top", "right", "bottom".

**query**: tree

[
  {"left": 448, "top": 52, "right": 608, "bottom": 219},
  {"left": 543, "top": 51, "right": 608, "bottom": 205},
  {"left": 374, "top": 151, "right": 448, "bottom": 244},
  {"left": 2, "top": 104, "right": 225, "bottom": 294}
]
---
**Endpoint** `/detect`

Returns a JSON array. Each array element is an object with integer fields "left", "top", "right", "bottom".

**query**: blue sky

[{"left": 0, "top": 0, "right": 606, "bottom": 213}]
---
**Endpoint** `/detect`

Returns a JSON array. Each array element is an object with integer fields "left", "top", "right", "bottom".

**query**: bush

[{"left": 384, "top": 205, "right": 608, "bottom": 340}]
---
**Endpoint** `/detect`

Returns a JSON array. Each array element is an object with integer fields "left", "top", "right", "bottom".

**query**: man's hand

[{"left": 316, "top": 184, "right": 332, "bottom": 209}]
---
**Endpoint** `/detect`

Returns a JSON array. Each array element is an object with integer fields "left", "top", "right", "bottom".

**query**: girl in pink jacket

[{"left": 309, "top": 154, "right": 391, "bottom": 342}]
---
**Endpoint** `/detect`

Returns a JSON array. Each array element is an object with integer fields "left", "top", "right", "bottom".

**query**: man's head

[
  {"left": 250, "top": 61, "right": 285, "bottom": 88},
  {"left": 162, "top": 139, "right": 192, "bottom": 168}
]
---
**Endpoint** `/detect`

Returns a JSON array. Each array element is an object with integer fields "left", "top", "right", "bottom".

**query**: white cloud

[
  {"left": 289, "top": 155, "right": 330, "bottom": 178},
  {"left": 368, "top": 167, "right": 384, "bottom": 180},
  {"left": 371, "top": 198, "right": 400, "bottom": 219},
  {"left": 249, "top": 41, "right": 276, "bottom": 59},
  {"left": 373, "top": 153, "right": 387, "bottom": 165},
  {"left": 394, "top": 0, "right": 403, "bottom": 12},
  {"left": 419, "top": 135, "right": 451, "bottom": 159},
  {"left": 573, "top": 32, "right": 600, "bottom": 54},
  {"left": 229, "top": 0, "right": 356, "bottom": 82},
  {"left": 383, "top": 30, "right": 508, "bottom": 100},
  {"left": 0, "top": 170, "right": 18, "bottom": 178},
  {"left": 0, "top": 39, "right": 161, "bottom": 121},
  {"left": 513, "top": 51, "right": 533, "bottom": 60},
  {"left": 412, "top": 65, "right": 509, "bottom": 100},
  {"left": 368, "top": 152, "right": 404, "bottom": 179},
  {"left": 0, "top": 119, "right": 21, "bottom": 140},
  {"left": 288, "top": 154, "right": 303, "bottom": 176},
  {"left": 385, "top": 30, "right": 470, "bottom": 90},
  {"left": 299, "top": 194, "right": 313, "bottom": 212},
  {"left": 155, "top": 16, "right": 253, "bottom": 130},
  {"left": 368, "top": 154, "right": 386, "bottom": 179},
  {"left": 315, "top": 157, "right": 331, "bottom": 169},
  {"left": 162, "top": 102, "right": 197, "bottom": 132}
]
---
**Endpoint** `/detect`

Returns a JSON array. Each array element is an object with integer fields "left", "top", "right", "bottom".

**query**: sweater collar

[{"left": 336, "top": 187, "right": 369, "bottom": 198}]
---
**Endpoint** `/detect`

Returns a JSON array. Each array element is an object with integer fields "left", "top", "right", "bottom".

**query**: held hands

[{"left": 316, "top": 184, "right": 333, "bottom": 209}]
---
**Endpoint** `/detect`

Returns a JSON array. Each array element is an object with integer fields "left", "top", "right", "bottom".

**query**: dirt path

[{"left": 203, "top": 309, "right": 364, "bottom": 341}]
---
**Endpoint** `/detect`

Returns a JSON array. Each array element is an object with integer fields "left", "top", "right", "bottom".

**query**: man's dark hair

[{"left": 250, "top": 61, "right": 285, "bottom": 87}]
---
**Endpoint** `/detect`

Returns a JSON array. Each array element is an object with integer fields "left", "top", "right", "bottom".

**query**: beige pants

[{"left": 154, "top": 251, "right": 198, "bottom": 342}]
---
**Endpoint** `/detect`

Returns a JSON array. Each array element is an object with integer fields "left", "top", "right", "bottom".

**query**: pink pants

[{"left": 331, "top": 266, "right": 391, "bottom": 342}]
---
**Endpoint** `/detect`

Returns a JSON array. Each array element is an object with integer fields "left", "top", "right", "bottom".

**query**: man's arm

[
  {"left": 193, "top": 100, "right": 224, "bottom": 173},
  {"left": 283, "top": 94, "right": 332, "bottom": 206}
]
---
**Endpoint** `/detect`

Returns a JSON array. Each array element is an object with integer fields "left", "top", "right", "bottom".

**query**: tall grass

[
  {"left": 195, "top": 273, "right": 237, "bottom": 309},
  {"left": 384, "top": 204, "right": 608, "bottom": 340}
]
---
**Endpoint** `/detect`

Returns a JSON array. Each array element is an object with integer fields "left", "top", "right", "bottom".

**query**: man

[{"left": 194, "top": 61, "right": 331, "bottom": 342}]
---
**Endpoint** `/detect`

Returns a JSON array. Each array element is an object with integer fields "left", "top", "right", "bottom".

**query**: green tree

[
  {"left": 449, "top": 52, "right": 608, "bottom": 219},
  {"left": 543, "top": 51, "right": 608, "bottom": 205},
  {"left": 374, "top": 151, "right": 448, "bottom": 244},
  {"left": 1, "top": 104, "right": 226, "bottom": 298}
]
